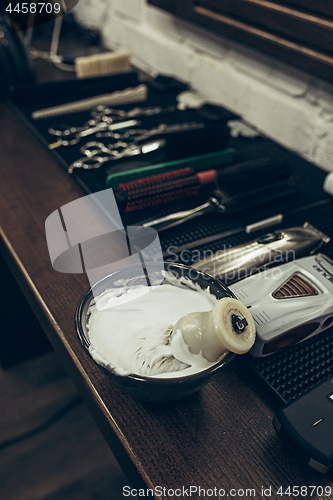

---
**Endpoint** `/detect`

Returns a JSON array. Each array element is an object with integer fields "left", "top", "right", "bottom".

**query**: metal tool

[
  {"left": 49, "top": 105, "right": 182, "bottom": 142},
  {"left": 48, "top": 122, "right": 96, "bottom": 138},
  {"left": 49, "top": 106, "right": 175, "bottom": 139},
  {"left": 94, "top": 121, "right": 206, "bottom": 140},
  {"left": 48, "top": 103, "right": 172, "bottom": 140},
  {"left": 143, "top": 189, "right": 226, "bottom": 231},
  {"left": 47, "top": 114, "right": 117, "bottom": 138},
  {"left": 48, "top": 119, "right": 140, "bottom": 148},
  {"left": 143, "top": 179, "right": 294, "bottom": 232},
  {"left": 68, "top": 138, "right": 166, "bottom": 174},
  {"left": 193, "top": 222, "right": 330, "bottom": 284},
  {"left": 162, "top": 199, "right": 333, "bottom": 258},
  {"left": 79, "top": 140, "right": 128, "bottom": 157},
  {"left": 142, "top": 157, "right": 294, "bottom": 232},
  {"left": 90, "top": 104, "right": 177, "bottom": 120}
]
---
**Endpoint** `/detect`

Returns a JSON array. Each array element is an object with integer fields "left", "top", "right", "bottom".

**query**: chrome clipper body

[{"left": 193, "top": 223, "right": 330, "bottom": 285}]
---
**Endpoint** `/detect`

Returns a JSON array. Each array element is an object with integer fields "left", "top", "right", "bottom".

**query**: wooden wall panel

[{"left": 148, "top": 0, "right": 333, "bottom": 83}]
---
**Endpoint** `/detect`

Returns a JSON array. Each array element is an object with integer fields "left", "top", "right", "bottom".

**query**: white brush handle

[{"left": 170, "top": 297, "right": 256, "bottom": 367}]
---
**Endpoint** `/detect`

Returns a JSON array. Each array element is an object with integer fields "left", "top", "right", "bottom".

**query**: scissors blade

[
  {"left": 48, "top": 120, "right": 140, "bottom": 148},
  {"left": 79, "top": 119, "right": 140, "bottom": 138}
]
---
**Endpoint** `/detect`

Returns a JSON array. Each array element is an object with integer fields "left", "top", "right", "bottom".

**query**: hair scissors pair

[
  {"left": 48, "top": 104, "right": 178, "bottom": 148},
  {"left": 90, "top": 104, "right": 176, "bottom": 120},
  {"left": 94, "top": 121, "right": 206, "bottom": 141},
  {"left": 48, "top": 119, "right": 140, "bottom": 149},
  {"left": 68, "top": 138, "right": 166, "bottom": 174}
]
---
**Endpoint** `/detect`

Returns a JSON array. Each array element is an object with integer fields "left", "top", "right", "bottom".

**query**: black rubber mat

[{"left": 243, "top": 327, "right": 333, "bottom": 404}]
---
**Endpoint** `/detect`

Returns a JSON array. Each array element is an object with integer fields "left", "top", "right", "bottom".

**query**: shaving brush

[
  {"left": 169, "top": 297, "right": 256, "bottom": 368},
  {"left": 119, "top": 297, "right": 255, "bottom": 376}
]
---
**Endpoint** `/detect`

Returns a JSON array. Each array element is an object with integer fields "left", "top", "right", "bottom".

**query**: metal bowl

[{"left": 75, "top": 262, "right": 236, "bottom": 402}]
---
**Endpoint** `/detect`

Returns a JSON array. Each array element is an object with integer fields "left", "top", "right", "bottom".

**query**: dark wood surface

[
  {"left": 1, "top": 77, "right": 333, "bottom": 497},
  {"left": 0, "top": 352, "right": 128, "bottom": 500}
]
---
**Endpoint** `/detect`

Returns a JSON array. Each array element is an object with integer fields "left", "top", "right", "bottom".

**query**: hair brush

[
  {"left": 116, "top": 156, "right": 293, "bottom": 219},
  {"left": 141, "top": 157, "right": 294, "bottom": 231},
  {"left": 115, "top": 167, "right": 216, "bottom": 212}
]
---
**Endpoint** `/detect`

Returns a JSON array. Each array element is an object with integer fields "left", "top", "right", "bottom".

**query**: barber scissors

[
  {"left": 78, "top": 121, "right": 207, "bottom": 160},
  {"left": 47, "top": 114, "right": 115, "bottom": 138},
  {"left": 48, "top": 105, "right": 178, "bottom": 142},
  {"left": 68, "top": 138, "right": 166, "bottom": 174},
  {"left": 90, "top": 104, "right": 176, "bottom": 120},
  {"left": 95, "top": 121, "right": 206, "bottom": 140},
  {"left": 48, "top": 119, "right": 140, "bottom": 149},
  {"left": 79, "top": 140, "right": 130, "bottom": 157}
]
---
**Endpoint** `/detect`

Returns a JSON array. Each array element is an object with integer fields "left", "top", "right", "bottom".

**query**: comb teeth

[
  {"left": 272, "top": 273, "right": 318, "bottom": 299},
  {"left": 117, "top": 167, "right": 201, "bottom": 212},
  {"left": 31, "top": 84, "right": 148, "bottom": 119}
]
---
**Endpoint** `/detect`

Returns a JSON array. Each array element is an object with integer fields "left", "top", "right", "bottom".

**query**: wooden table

[{"left": 1, "top": 77, "right": 333, "bottom": 499}]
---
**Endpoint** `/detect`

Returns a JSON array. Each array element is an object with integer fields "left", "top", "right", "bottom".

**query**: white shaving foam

[{"left": 86, "top": 272, "right": 221, "bottom": 379}]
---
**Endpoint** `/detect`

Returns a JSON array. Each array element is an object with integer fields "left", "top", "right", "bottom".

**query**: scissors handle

[
  {"left": 68, "top": 138, "right": 166, "bottom": 173},
  {"left": 68, "top": 156, "right": 106, "bottom": 173},
  {"left": 48, "top": 123, "right": 108, "bottom": 148},
  {"left": 48, "top": 119, "right": 140, "bottom": 149},
  {"left": 90, "top": 104, "right": 177, "bottom": 120}
]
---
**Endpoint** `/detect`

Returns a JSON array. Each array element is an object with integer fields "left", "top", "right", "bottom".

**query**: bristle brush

[
  {"left": 116, "top": 167, "right": 216, "bottom": 212},
  {"left": 141, "top": 157, "right": 294, "bottom": 231},
  {"left": 115, "top": 156, "right": 292, "bottom": 215},
  {"left": 106, "top": 148, "right": 235, "bottom": 190}
]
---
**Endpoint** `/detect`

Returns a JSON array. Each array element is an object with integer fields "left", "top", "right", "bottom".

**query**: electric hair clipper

[
  {"left": 230, "top": 254, "right": 333, "bottom": 357},
  {"left": 193, "top": 223, "right": 329, "bottom": 285}
]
